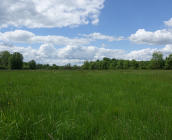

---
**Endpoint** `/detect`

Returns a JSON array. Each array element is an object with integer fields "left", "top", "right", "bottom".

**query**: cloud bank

[
  {"left": 0, "top": 0, "right": 105, "bottom": 28},
  {"left": 1, "top": 43, "right": 172, "bottom": 66},
  {"left": 0, "top": 30, "right": 125, "bottom": 45}
]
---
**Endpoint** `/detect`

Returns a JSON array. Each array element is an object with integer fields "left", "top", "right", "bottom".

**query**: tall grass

[{"left": 0, "top": 69, "right": 172, "bottom": 140}]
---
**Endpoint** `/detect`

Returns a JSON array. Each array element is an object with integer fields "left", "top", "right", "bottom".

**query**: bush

[{"left": 0, "top": 66, "right": 5, "bottom": 69}]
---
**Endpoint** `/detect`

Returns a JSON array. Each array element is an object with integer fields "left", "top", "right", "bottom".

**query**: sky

[{"left": 0, "top": 0, "right": 172, "bottom": 66}]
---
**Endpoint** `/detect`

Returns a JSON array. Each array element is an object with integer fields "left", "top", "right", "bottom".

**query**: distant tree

[
  {"left": 42, "top": 65, "right": 46, "bottom": 69},
  {"left": 46, "top": 66, "right": 54, "bottom": 70},
  {"left": 52, "top": 64, "right": 58, "bottom": 69},
  {"left": 23, "top": 62, "right": 29, "bottom": 68},
  {"left": 96, "top": 61, "right": 101, "bottom": 69},
  {"left": 130, "top": 59, "right": 139, "bottom": 69},
  {"left": 45, "top": 64, "right": 49, "bottom": 67},
  {"left": 72, "top": 65, "right": 78, "bottom": 69},
  {"left": 110, "top": 61, "right": 117, "bottom": 69},
  {"left": 106, "top": 61, "right": 111, "bottom": 69},
  {"left": 116, "top": 59, "right": 124, "bottom": 69},
  {"left": 59, "top": 66, "right": 64, "bottom": 70},
  {"left": 63, "top": 63, "right": 72, "bottom": 69},
  {"left": 101, "top": 60, "right": 109, "bottom": 69},
  {"left": 28, "top": 60, "right": 36, "bottom": 69},
  {"left": 36, "top": 64, "right": 43, "bottom": 69},
  {"left": 165, "top": 54, "right": 172, "bottom": 69},
  {"left": 42, "top": 64, "right": 49, "bottom": 69},
  {"left": 90, "top": 61, "right": 98, "bottom": 69},
  {"left": 96, "top": 59, "right": 99, "bottom": 62},
  {"left": 82, "top": 60, "right": 90, "bottom": 69},
  {"left": 103, "top": 57, "right": 111, "bottom": 61},
  {"left": 123, "top": 60, "right": 130, "bottom": 69},
  {"left": 0, "top": 58, "right": 1, "bottom": 66},
  {"left": 8, "top": 52, "right": 23, "bottom": 69},
  {"left": 150, "top": 50, "right": 165, "bottom": 69},
  {"left": 1, "top": 50, "right": 11, "bottom": 68},
  {"left": 111, "top": 58, "right": 117, "bottom": 62}
]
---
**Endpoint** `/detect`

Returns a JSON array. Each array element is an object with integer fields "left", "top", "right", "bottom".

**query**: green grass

[{"left": 0, "top": 69, "right": 172, "bottom": 140}]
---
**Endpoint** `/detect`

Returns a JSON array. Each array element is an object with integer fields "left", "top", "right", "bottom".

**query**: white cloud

[
  {"left": 82, "top": 32, "right": 125, "bottom": 41},
  {"left": 101, "top": 44, "right": 108, "bottom": 47},
  {"left": 0, "top": 30, "right": 125, "bottom": 45},
  {"left": 125, "top": 45, "right": 172, "bottom": 61},
  {"left": 160, "top": 44, "right": 172, "bottom": 55},
  {"left": 126, "top": 48, "right": 157, "bottom": 61},
  {"left": 0, "top": 0, "right": 105, "bottom": 28},
  {"left": 0, "top": 30, "right": 92, "bottom": 45},
  {"left": 1, "top": 43, "right": 172, "bottom": 66},
  {"left": 164, "top": 18, "right": 172, "bottom": 27},
  {"left": 129, "top": 29, "right": 172, "bottom": 45}
]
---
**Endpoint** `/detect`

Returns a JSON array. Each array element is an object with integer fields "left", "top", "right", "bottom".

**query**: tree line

[{"left": 0, "top": 50, "right": 172, "bottom": 70}]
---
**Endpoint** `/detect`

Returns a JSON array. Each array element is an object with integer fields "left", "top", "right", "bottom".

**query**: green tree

[
  {"left": 165, "top": 54, "right": 172, "bottom": 69},
  {"left": 150, "top": 50, "right": 165, "bottom": 69},
  {"left": 52, "top": 64, "right": 58, "bottom": 69},
  {"left": 130, "top": 59, "right": 139, "bottom": 69},
  {"left": 1, "top": 50, "right": 11, "bottom": 68},
  {"left": 0, "top": 58, "right": 1, "bottom": 66},
  {"left": 63, "top": 63, "right": 72, "bottom": 69},
  {"left": 82, "top": 60, "right": 90, "bottom": 69},
  {"left": 110, "top": 61, "right": 117, "bottom": 69},
  {"left": 23, "top": 62, "right": 29, "bottom": 68},
  {"left": 116, "top": 59, "right": 124, "bottom": 69},
  {"left": 8, "top": 52, "right": 23, "bottom": 69},
  {"left": 123, "top": 60, "right": 130, "bottom": 69},
  {"left": 96, "top": 61, "right": 101, "bottom": 69},
  {"left": 28, "top": 60, "right": 36, "bottom": 69},
  {"left": 90, "top": 61, "right": 98, "bottom": 69},
  {"left": 36, "top": 64, "right": 43, "bottom": 69},
  {"left": 101, "top": 60, "right": 108, "bottom": 69},
  {"left": 72, "top": 65, "right": 78, "bottom": 69}
]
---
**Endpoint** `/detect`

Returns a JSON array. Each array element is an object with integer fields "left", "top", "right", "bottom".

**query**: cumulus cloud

[
  {"left": 1, "top": 43, "right": 172, "bottom": 66},
  {"left": 0, "top": 30, "right": 92, "bottom": 45},
  {"left": 125, "top": 45, "right": 172, "bottom": 61},
  {"left": 101, "top": 44, "right": 108, "bottom": 47},
  {"left": 82, "top": 32, "right": 125, "bottom": 41},
  {"left": 126, "top": 48, "right": 157, "bottom": 60},
  {"left": 160, "top": 44, "right": 172, "bottom": 55},
  {"left": 0, "top": 30, "right": 126, "bottom": 45},
  {"left": 0, "top": 0, "right": 105, "bottom": 28},
  {"left": 129, "top": 29, "right": 172, "bottom": 45},
  {"left": 0, "top": 42, "right": 14, "bottom": 47},
  {"left": 164, "top": 18, "right": 172, "bottom": 27}
]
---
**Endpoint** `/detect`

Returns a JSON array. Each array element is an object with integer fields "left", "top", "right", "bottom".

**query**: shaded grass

[{"left": 0, "top": 69, "right": 172, "bottom": 139}]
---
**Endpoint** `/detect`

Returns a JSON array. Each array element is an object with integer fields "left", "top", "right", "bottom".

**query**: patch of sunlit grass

[{"left": 0, "top": 69, "right": 172, "bottom": 139}]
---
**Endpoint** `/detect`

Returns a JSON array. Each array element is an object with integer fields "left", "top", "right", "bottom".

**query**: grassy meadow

[{"left": 0, "top": 69, "right": 172, "bottom": 140}]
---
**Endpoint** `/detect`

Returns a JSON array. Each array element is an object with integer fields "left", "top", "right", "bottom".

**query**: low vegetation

[{"left": 0, "top": 70, "right": 172, "bottom": 139}]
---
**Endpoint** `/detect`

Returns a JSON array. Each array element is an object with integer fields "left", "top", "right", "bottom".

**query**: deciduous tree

[
  {"left": 165, "top": 54, "right": 172, "bottom": 69},
  {"left": 1, "top": 50, "right": 11, "bottom": 68},
  {"left": 8, "top": 52, "right": 23, "bottom": 69},
  {"left": 150, "top": 51, "right": 165, "bottom": 69},
  {"left": 28, "top": 60, "right": 36, "bottom": 69}
]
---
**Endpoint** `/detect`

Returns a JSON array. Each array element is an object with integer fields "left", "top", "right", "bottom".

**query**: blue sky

[{"left": 0, "top": 0, "right": 172, "bottom": 66}]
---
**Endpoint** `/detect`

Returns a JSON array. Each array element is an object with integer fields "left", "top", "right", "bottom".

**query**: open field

[{"left": 0, "top": 69, "right": 172, "bottom": 140}]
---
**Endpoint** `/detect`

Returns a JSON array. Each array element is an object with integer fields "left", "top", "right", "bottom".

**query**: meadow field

[{"left": 0, "top": 69, "right": 172, "bottom": 140}]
